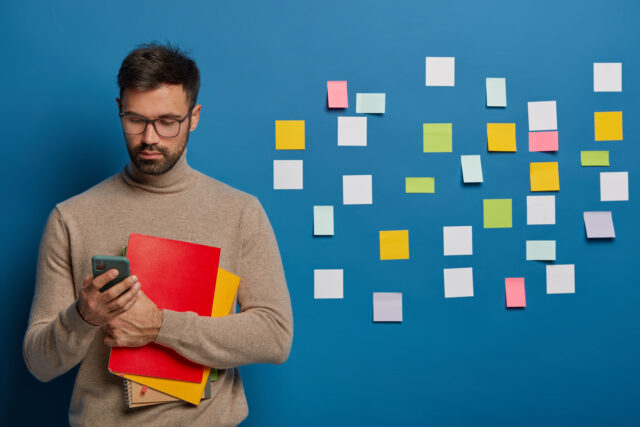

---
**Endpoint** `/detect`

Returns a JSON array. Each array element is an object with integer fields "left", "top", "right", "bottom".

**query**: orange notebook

[{"left": 108, "top": 233, "right": 220, "bottom": 383}]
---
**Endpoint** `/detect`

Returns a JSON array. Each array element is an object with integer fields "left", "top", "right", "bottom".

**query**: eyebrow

[{"left": 124, "top": 110, "right": 184, "bottom": 120}]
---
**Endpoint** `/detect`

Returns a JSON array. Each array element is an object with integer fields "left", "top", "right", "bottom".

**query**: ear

[
  {"left": 189, "top": 104, "right": 202, "bottom": 132},
  {"left": 116, "top": 98, "right": 121, "bottom": 112}
]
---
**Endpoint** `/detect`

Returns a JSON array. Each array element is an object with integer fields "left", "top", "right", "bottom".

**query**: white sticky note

[
  {"left": 313, "top": 206, "right": 334, "bottom": 236},
  {"left": 425, "top": 57, "right": 455, "bottom": 86},
  {"left": 486, "top": 77, "right": 507, "bottom": 107},
  {"left": 443, "top": 267, "right": 474, "bottom": 298},
  {"left": 526, "top": 240, "right": 556, "bottom": 261},
  {"left": 343, "top": 175, "right": 372, "bottom": 205},
  {"left": 546, "top": 264, "right": 575, "bottom": 294},
  {"left": 273, "top": 160, "right": 303, "bottom": 190},
  {"left": 600, "top": 172, "right": 629, "bottom": 201},
  {"left": 443, "top": 226, "right": 473, "bottom": 256},
  {"left": 314, "top": 269, "right": 343, "bottom": 299},
  {"left": 594, "top": 62, "right": 622, "bottom": 92},
  {"left": 338, "top": 116, "right": 367, "bottom": 146},
  {"left": 373, "top": 292, "right": 402, "bottom": 322},
  {"left": 527, "top": 195, "right": 556, "bottom": 225},
  {"left": 355, "top": 93, "right": 385, "bottom": 114},
  {"left": 528, "top": 101, "right": 558, "bottom": 131},
  {"left": 584, "top": 211, "right": 616, "bottom": 238},
  {"left": 460, "top": 155, "right": 483, "bottom": 183}
]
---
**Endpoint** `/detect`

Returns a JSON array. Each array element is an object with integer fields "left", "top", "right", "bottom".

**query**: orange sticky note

[
  {"left": 529, "top": 131, "right": 558, "bottom": 152},
  {"left": 487, "top": 123, "right": 516, "bottom": 152},
  {"left": 530, "top": 162, "right": 559, "bottom": 192},
  {"left": 275, "top": 120, "right": 305, "bottom": 150},
  {"left": 327, "top": 81, "right": 348, "bottom": 108},
  {"left": 505, "top": 277, "right": 526, "bottom": 308},
  {"left": 594, "top": 111, "right": 622, "bottom": 141}
]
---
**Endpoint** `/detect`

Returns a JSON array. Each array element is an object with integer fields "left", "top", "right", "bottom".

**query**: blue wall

[{"left": 2, "top": 0, "right": 639, "bottom": 425}]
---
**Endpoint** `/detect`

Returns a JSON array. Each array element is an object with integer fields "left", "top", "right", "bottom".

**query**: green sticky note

[
  {"left": 483, "top": 199, "right": 512, "bottom": 228},
  {"left": 405, "top": 177, "right": 435, "bottom": 193},
  {"left": 581, "top": 151, "right": 609, "bottom": 166},
  {"left": 486, "top": 78, "right": 507, "bottom": 107},
  {"left": 526, "top": 240, "right": 556, "bottom": 261},
  {"left": 208, "top": 368, "right": 218, "bottom": 382},
  {"left": 313, "top": 206, "right": 334, "bottom": 236},
  {"left": 355, "top": 93, "right": 385, "bottom": 114},
  {"left": 423, "top": 123, "right": 452, "bottom": 152},
  {"left": 461, "top": 155, "right": 483, "bottom": 183}
]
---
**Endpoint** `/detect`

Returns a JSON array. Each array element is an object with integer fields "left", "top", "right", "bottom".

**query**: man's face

[{"left": 117, "top": 84, "right": 201, "bottom": 175}]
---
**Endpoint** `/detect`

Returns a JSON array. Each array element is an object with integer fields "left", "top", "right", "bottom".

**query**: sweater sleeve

[
  {"left": 154, "top": 197, "right": 293, "bottom": 369},
  {"left": 22, "top": 207, "right": 100, "bottom": 382}
]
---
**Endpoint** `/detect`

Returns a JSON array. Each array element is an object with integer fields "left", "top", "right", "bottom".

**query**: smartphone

[{"left": 91, "top": 255, "right": 131, "bottom": 293}]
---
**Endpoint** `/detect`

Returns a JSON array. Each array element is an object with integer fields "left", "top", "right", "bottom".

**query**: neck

[{"left": 122, "top": 148, "right": 196, "bottom": 194}]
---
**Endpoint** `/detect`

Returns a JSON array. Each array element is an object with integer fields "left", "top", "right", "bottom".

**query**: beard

[{"left": 127, "top": 131, "right": 189, "bottom": 176}]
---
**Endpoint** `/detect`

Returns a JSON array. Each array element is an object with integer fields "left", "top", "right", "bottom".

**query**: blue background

[{"left": 1, "top": 0, "right": 638, "bottom": 425}]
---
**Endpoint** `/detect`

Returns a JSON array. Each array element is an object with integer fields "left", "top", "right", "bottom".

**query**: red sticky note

[
  {"left": 327, "top": 81, "right": 348, "bottom": 108},
  {"left": 505, "top": 277, "right": 526, "bottom": 308},
  {"left": 529, "top": 131, "right": 558, "bottom": 152}
]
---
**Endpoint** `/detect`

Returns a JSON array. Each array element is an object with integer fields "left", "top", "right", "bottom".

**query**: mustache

[{"left": 135, "top": 144, "right": 167, "bottom": 155}]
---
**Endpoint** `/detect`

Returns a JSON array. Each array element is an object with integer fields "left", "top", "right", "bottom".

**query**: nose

[{"left": 142, "top": 120, "right": 161, "bottom": 144}]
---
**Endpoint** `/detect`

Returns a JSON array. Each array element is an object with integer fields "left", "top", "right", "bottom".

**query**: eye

[
  {"left": 159, "top": 119, "right": 177, "bottom": 126},
  {"left": 127, "top": 117, "right": 145, "bottom": 124}
]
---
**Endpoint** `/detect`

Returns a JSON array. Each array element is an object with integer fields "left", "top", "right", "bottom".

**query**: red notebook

[{"left": 108, "top": 233, "right": 220, "bottom": 383}]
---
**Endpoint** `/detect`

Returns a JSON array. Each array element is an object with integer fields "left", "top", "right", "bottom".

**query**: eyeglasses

[{"left": 119, "top": 110, "right": 192, "bottom": 138}]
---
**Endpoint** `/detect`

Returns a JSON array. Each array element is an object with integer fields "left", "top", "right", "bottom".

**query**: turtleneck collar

[{"left": 121, "top": 148, "right": 197, "bottom": 194}]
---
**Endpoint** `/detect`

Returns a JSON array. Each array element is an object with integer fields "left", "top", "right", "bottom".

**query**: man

[{"left": 22, "top": 43, "right": 293, "bottom": 426}]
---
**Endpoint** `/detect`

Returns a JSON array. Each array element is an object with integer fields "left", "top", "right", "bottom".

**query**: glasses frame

[{"left": 119, "top": 109, "right": 193, "bottom": 138}]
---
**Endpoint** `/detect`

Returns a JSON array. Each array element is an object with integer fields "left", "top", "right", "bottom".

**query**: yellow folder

[{"left": 115, "top": 268, "right": 241, "bottom": 405}]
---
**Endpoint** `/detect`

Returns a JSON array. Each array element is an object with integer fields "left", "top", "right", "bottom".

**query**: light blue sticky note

[
  {"left": 356, "top": 93, "right": 386, "bottom": 114},
  {"left": 526, "top": 240, "right": 556, "bottom": 261},
  {"left": 314, "top": 206, "right": 334, "bottom": 236},
  {"left": 486, "top": 78, "right": 507, "bottom": 107},
  {"left": 461, "top": 155, "right": 483, "bottom": 183}
]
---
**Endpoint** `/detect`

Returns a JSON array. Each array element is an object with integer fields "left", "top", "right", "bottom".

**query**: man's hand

[
  {"left": 102, "top": 289, "right": 163, "bottom": 348},
  {"left": 76, "top": 270, "right": 140, "bottom": 326}
]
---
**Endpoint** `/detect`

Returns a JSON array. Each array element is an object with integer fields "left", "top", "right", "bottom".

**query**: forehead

[{"left": 121, "top": 84, "right": 189, "bottom": 115}]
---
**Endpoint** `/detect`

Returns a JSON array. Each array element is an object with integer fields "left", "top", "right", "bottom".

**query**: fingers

[
  {"left": 110, "top": 293, "right": 139, "bottom": 317},
  {"left": 102, "top": 275, "right": 138, "bottom": 302},
  {"left": 91, "top": 269, "right": 121, "bottom": 290},
  {"left": 107, "top": 282, "right": 140, "bottom": 313},
  {"left": 82, "top": 275, "right": 92, "bottom": 287}
]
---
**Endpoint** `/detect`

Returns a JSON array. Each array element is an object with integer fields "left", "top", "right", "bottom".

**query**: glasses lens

[
  {"left": 155, "top": 119, "right": 180, "bottom": 137},
  {"left": 122, "top": 116, "right": 146, "bottom": 134}
]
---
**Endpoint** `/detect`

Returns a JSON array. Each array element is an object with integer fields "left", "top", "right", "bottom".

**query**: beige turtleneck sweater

[{"left": 22, "top": 149, "right": 293, "bottom": 426}]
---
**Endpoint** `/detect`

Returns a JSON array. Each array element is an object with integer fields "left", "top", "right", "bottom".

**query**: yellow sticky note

[
  {"left": 275, "top": 120, "right": 305, "bottom": 150},
  {"left": 379, "top": 230, "right": 409, "bottom": 260},
  {"left": 594, "top": 112, "right": 622, "bottom": 141},
  {"left": 487, "top": 123, "right": 516, "bottom": 152},
  {"left": 530, "top": 162, "right": 559, "bottom": 192}
]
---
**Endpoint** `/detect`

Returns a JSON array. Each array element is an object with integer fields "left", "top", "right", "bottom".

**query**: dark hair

[{"left": 117, "top": 42, "right": 200, "bottom": 109}]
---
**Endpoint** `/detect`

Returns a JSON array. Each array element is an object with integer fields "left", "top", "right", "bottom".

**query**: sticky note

[
  {"left": 273, "top": 160, "right": 303, "bottom": 190},
  {"left": 529, "top": 131, "right": 558, "bottom": 152},
  {"left": 327, "top": 81, "right": 348, "bottom": 108},
  {"left": 486, "top": 78, "right": 506, "bottom": 107},
  {"left": 546, "top": 264, "right": 575, "bottom": 294},
  {"left": 373, "top": 292, "right": 402, "bottom": 322},
  {"left": 584, "top": 211, "right": 615, "bottom": 238},
  {"left": 423, "top": 123, "right": 452, "bottom": 152},
  {"left": 528, "top": 101, "right": 557, "bottom": 131},
  {"left": 483, "top": 199, "right": 512, "bottom": 228},
  {"left": 594, "top": 111, "right": 623, "bottom": 141},
  {"left": 505, "top": 278, "right": 526, "bottom": 308},
  {"left": 338, "top": 116, "right": 367, "bottom": 146},
  {"left": 314, "top": 269, "right": 343, "bottom": 299},
  {"left": 406, "top": 177, "right": 434, "bottom": 193},
  {"left": 275, "top": 120, "right": 305, "bottom": 150},
  {"left": 443, "top": 267, "right": 474, "bottom": 298},
  {"left": 526, "top": 240, "right": 556, "bottom": 261},
  {"left": 530, "top": 162, "right": 559, "bottom": 192},
  {"left": 425, "top": 57, "right": 455, "bottom": 86},
  {"left": 313, "top": 206, "right": 334, "bottom": 236},
  {"left": 343, "top": 175, "right": 372, "bottom": 205},
  {"left": 487, "top": 123, "right": 516, "bottom": 152},
  {"left": 594, "top": 62, "right": 622, "bottom": 92},
  {"left": 379, "top": 230, "right": 409, "bottom": 260},
  {"left": 581, "top": 151, "right": 609, "bottom": 166},
  {"left": 356, "top": 93, "right": 385, "bottom": 114},
  {"left": 461, "top": 155, "right": 483, "bottom": 183},
  {"left": 443, "top": 226, "right": 472, "bottom": 256},
  {"left": 600, "top": 171, "right": 629, "bottom": 201},
  {"left": 527, "top": 195, "right": 555, "bottom": 225}
]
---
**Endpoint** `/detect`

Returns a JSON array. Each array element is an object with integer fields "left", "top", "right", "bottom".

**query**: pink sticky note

[
  {"left": 505, "top": 278, "right": 526, "bottom": 308},
  {"left": 529, "top": 131, "right": 558, "bottom": 152},
  {"left": 327, "top": 81, "right": 348, "bottom": 108}
]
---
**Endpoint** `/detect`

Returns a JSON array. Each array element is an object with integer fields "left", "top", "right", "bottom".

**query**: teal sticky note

[
  {"left": 486, "top": 78, "right": 507, "bottom": 107},
  {"left": 461, "top": 155, "right": 483, "bottom": 183},
  {"left": 526, "top": 240, "right": 556, "bottom": 261},
  {"left": 314, "top": 206, "right": 334, "bottom": 236},
  {"left": 356, "top": 93, "right": 385, "bottom": 114}
]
